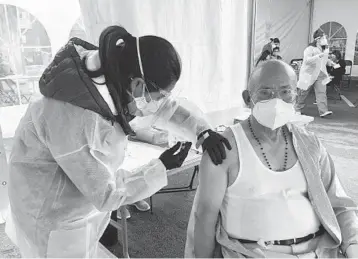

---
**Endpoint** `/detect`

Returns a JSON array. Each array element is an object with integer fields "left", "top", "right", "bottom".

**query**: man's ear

[
  {"left": 242, "top": 90, "right": 251, "bottom": 106},
  {"left": 129, "top": 77, "right": 146, "bottom": 97}
]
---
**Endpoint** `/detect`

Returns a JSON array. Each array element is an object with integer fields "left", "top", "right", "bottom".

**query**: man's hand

[{"left": 201, "top": 130, "right": 232, "bottom": 165}]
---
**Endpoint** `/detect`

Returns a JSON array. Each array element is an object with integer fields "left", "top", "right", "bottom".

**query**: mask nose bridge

[{"left": 272, "top": 89, "right": 279, "bottom": 98}]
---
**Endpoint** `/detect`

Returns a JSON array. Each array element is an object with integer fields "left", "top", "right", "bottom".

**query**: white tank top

[{"left": 220, "top": 124, "right": 321, "bottom": 241}]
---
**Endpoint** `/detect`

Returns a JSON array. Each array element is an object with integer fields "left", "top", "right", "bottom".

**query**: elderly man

[{"left": 185, "top": 60, "right": 358, "bottom": 258}]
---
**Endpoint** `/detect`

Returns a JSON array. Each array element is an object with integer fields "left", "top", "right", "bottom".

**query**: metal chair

[
  {"left": 290, "top": 59, "right": 303, "bottom": 79},
  {"left": 119, "top": 206, "right": 129, "bottom": 258},
  {"left": 342, "top": 60, "right": 352, "bottom": 88},
  {"left": 327, "top": 81, "right": 342, "bottom": 101}
]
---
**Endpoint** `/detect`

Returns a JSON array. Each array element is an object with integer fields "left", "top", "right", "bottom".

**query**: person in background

[
  {"left": 5, "top": 25, "right": 231, "bottom": 257},
  {"left": 261, "top": 38, "right": 280, "bottom": 55},
  {"left": 185, "top": 60, "right": 358, "bottom": 258},
  {"left": 295, "top": 29, "right": 333, "bottom": 118},
  {"left": 327, "top": 49, "right": 346, "bottom": 86},
  {"left": 272, "top": 47, "right": 282, "bottom": 60},
  {"left": 255, "top": 50, "right": 272, "bottom": 67}
]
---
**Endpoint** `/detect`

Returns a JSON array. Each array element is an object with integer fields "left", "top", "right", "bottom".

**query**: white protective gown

[
  {"left": 297, "top": 45, "right": 330, "bottom": 90},
  {"left": 5, "top": 39, "right": 211, "bottom": 258}
]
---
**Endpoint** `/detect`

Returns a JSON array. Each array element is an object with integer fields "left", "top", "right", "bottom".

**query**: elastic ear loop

[
  {"left": 136, "top": 37, "right": 156, "bottom": 103},
  {"left": 136, "top": 37, "right": 146, "bottom": 97},
  {"left": 136, "top": 37, "right": 144, "bottom": 78}
]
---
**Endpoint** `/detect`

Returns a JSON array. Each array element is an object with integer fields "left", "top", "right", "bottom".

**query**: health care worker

[
  {"left": 295, "top": 30, "right": 333, "bottom": 117},
  {"left": 5, "top": 26, "right": 231, "bottom": 258}
]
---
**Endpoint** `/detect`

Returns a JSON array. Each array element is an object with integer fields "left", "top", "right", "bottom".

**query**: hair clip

[{"left": 116, "top": 39, "right": 125, "bottom": 47}]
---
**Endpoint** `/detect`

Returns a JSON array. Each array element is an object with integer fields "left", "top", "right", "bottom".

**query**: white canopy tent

[
  {"left": 78, "top": 0, "right": 252, "bottom": 126},
  {"left": 1, "top": 0, "right": 358, "bottom": 137},
  {"left": 253, "top": 0, "right": 313, "bottom": 65}
]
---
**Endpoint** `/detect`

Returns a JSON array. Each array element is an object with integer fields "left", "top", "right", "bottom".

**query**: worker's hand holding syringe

[{"left": 159, "top": 142, "right": 192, "bottom": 170}]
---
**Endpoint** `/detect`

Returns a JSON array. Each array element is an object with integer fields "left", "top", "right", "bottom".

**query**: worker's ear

[
  {"left": 129, "top": 77, "right": 146, "bottom": 98},
  {"left": 242, "top": 90, "right": 251, "bottom": 107}
]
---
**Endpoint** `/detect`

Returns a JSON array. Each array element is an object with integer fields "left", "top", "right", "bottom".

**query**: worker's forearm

[
  {"left": 194, "top": 215, "right": 217, "bottom": 258},
  {"left": 305, "top": 54, "right": 321, "bottom": 64}
]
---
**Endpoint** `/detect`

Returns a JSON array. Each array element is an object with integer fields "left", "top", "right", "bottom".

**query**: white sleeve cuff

[{"left": 143, "top": 159, "right": 168, "bottom": 193}]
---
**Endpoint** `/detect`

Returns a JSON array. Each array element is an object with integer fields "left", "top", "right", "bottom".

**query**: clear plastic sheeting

[
  {"left": 129, "top": 96, "right": 211, "bottom": 145},
  {"left": 0, "top": 0, "right": 83, "bottom": 138},
  {"left": 78, "top": 0, "right": 249, "bottom": 114}
]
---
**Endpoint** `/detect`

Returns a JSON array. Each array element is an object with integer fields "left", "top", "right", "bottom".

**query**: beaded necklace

[{"left": 248, "top": 116, "right": 288, "bottom": 171}]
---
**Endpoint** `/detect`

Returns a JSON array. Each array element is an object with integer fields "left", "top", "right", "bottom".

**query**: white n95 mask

[
  {"left": 252, "top": 98, "right": 295, "bottom": 130},
  {"left": 320, "top": 37, "right": 328, "bottom": 47},
  {"left": 128, "top": 36, "right": 163, "bottom": 117}
]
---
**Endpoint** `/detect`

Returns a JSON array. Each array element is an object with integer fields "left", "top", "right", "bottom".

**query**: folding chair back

[{"left": 342, "top": 60, "right": 353, "bottom": 87}]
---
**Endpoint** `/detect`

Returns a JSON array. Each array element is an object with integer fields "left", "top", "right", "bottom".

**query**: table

[
  {"left": 109, "top": 141, "right": 202, "bottom": 258},
  {"left": 149, "top": 152, "right": 200, "bottom": 213}
]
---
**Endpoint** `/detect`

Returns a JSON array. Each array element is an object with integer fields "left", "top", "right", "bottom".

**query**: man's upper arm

[
  {"left": 196, "top": 153, "right": 227, "bottom": 215},
  {"left": 196, "top": 128, "right": 236, "bottom": 215}
]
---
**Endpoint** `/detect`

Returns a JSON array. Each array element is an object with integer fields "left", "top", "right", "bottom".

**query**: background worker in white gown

[
  {"left": 5, "top": 25, "right": 231, "bottom": 258},
  {"left": 295, "top": 30, "right": 333, "bottom": 117}
]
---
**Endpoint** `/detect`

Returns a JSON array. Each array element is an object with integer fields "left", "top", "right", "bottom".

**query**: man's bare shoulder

[
  {"left": 221, "top": 126, "right": 240, "bottom": 168},
  {"left": 222, "top": 125, "right": 241, "bottom": 186}
]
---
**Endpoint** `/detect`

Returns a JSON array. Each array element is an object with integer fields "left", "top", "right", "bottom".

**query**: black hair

[
  {"left": 256, "top": 50, "right": 271, "bottom": 67},
  {"left": 95, "top": 26, "right": 182, "bottom": 135},
  {"left": 331, "top": 49, "right": 342, "bottom": 60},
  {"left": 313, "top": 29, "right": 324, "bottom": 39},
  {"left": 270, "top": 38, "right": 280, "bottom": 43},
  {"left": 309, "top": 29, "right": 324, "bottom": 47}
]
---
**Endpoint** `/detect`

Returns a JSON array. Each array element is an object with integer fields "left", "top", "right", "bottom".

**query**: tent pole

[
  {"left": 247, "top": 0, "right": 256, "bottom": 80},
  {"left": 0, "top": 124, "right": 9, "bottom": 224},
  {"left": 308, "top": 0, "right": 314, "bottom": 44}
]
